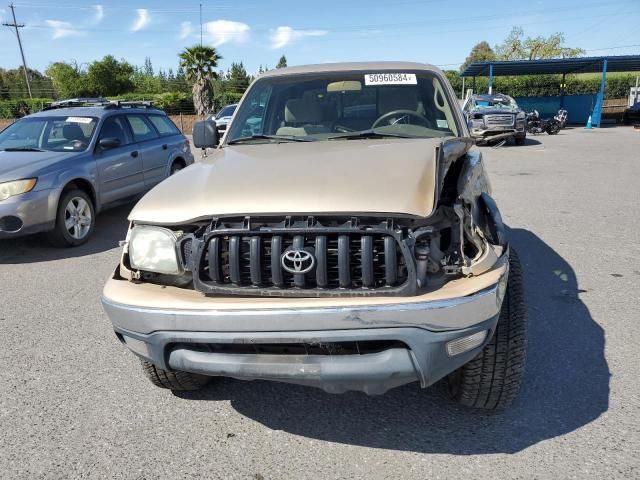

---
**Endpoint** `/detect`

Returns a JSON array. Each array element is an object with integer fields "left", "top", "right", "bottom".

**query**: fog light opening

[
  {"left": 0, "top": 215, "right": 23, "bottom": 233},
  {"left": 446, "top": 330, "right": 488, "bottom": 356}
]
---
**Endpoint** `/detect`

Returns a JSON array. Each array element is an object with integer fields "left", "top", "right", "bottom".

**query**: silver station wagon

[{"left": 0, "top": 100, "right": 194, "bottom": 246}]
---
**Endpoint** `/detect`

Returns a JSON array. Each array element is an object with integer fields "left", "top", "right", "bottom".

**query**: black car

[{"left": 623, "top": 102, "right": 640, "bottom": 125}]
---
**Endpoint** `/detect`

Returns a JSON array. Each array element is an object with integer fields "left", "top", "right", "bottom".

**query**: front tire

[
  {"left": 140, "top": 360, "right": 210, "bottom": 391},
  {"left": 515, "top": 134, "right": 526, "bottom": 146},
  {"left": 47, "top": 189, "right": 95, "bottom": 247},
  {"left": 170, "top": 161, "right": 185, "bottom": 175},
  {"left": 547, "top": 123, "right": 560, "bottom": 135},
  {"left": 447, "top": 249, "right": 528, "bottom": 409}
]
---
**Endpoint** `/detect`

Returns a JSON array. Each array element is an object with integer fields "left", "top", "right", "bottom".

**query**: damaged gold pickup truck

[{"left": 102, "top": 62, "right": 527, "bottom": 409}]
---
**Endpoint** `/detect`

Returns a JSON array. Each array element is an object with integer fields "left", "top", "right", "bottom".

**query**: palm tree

[{"left": 178, "top": 45, "right": 222, "bottom": 116}]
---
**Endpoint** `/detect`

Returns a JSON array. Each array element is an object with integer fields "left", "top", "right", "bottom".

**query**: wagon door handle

[{"left": 131, "top": 151, "right": 139, "bottom": 158}]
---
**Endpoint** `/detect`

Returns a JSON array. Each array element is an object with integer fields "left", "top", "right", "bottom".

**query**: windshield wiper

[
  {"left": 227, "top": 134, "right": 315, "bottom": 145},
  {"left": 1, "top": 147, "right": 45, "bottom": 152},
  {"left": 327, "top": 130, "right": 416, "bottom": 141}
]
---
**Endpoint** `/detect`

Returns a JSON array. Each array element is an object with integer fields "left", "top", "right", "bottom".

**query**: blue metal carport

[{"left": 460, "top": 55, "right": 640, "bottom": 127}]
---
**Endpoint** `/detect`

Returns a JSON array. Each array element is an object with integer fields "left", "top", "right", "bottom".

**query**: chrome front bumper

[{"left": 102, "top": 255, "right": 509, "bottom": 394}]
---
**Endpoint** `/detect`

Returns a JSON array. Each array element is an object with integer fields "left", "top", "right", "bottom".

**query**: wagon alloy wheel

[
  {"left": 47, "top": 188, "right": 96, "bottom": 247},
  {"left": 65, "top": 197, "right": 93, "bottom": 240}
]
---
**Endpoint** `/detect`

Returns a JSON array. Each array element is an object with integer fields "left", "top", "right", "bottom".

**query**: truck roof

[{"left": 259, "top": 61, "right": 443, "bottom": 78}]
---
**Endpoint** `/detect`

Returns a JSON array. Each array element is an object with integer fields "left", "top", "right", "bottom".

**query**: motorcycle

[
  {"left": 555, "top": 109, "right": 568, "bottom": 129},
  {"left": 526, "top": 110, "right": 560, "bottom": 135}
]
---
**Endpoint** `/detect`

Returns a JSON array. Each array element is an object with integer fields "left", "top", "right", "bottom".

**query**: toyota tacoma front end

[{"left": 102, "top": 62, "right": 527, "bottom": 409}]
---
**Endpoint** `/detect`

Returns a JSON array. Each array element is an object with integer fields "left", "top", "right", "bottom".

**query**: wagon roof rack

[
  {"left": 43, "top": 98, "right": 156, "bottom": 111},
  {"left": 104, "top": 100, "right": 155, "bottom": 109},
  {"left": 43, "top": 97, "right": 109, "bottom": 110}
]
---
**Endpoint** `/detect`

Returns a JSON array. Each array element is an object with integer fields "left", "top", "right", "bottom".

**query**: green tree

[
  {"left": 178, "top": 45, "right": 222, "bottom": 115},
  {"left": 143, "top": 57, "right": 154, "bottom": 77},
  {"left": 276, "top": 55, "right": 287, "bottom": 69},
  {"left": 86, "top": 55, "right": 135, "bottom": 96},
  {"left": 460, "top": 41, "right": 497, "bottom": 72},
  {"left": 46, "top": 61, "right": 88, "bottom": 98},
  {"left": 226, "top": 62, "right": 250, "bottom": 91},
  {"left": 495, "top": 27, "right": 585, "bottom": 61}
]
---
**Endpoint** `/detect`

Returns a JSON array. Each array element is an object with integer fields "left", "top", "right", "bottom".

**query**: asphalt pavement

[{"left": 1, "top": 126, "right": 639, "bottom": 479}]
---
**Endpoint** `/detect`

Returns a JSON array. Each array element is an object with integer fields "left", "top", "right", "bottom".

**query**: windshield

[
  {"left": 475, "top": 96, "right": 518, "bottom": 109},
  {"left": 0, "top": 116, "right": 98, "bottom": 152},
  {"left": 225, "top": 70, "right": 459, "bottom": 144},
  {"left": 216, "top": 105, "right": 237, "bottom": 119}
]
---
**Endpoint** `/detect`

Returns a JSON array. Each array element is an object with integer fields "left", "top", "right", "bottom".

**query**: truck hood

[
  {"left": 129, "top": 138, "right": 444, "bottom": 224},
  {"left": 0, "top": 150, "right": 72, "bottom": 183},
  {"left": 471, "top": 107, "right": 520, "bottom": 115}
]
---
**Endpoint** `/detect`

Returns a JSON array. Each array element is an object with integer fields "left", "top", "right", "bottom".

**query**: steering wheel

[{"left": 371, "top": 110, "right": 432, "bottom": 129}]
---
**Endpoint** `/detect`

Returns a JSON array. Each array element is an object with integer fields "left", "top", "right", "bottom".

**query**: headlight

[
  {"left": 128, "top": 225, "right": 182, "bottom": 275},
  {"left": 0, "top": 178, "right": 37, "bottom": 201}
]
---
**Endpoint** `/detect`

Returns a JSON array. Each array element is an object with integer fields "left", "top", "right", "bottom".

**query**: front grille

[
  {"left": 485, "top": 114, "right": 514, "bottom": 126},
  {"left": 186, "top": 218, "right": 415, "bottom": 297}
]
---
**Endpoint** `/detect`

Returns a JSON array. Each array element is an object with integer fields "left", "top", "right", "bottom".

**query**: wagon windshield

[
  {"left": 0, "top": 116, "right": 98, "bottom": 152},
  {"left": 225, "top": 70, "right": 459, "bottom": 144}
]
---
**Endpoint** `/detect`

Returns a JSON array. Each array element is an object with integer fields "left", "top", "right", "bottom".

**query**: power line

[{"left": 2, "top": 3, "right": 32, "bottom": 99}]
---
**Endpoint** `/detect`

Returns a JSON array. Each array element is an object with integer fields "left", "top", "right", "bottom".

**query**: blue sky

[{"left": 0, "top": 0, "right": 638, "bottom": 75}]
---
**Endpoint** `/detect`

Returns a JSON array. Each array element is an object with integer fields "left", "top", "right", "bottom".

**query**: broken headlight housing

[{"left": 128, "top": 225, "right": 183, "bottom": 275}]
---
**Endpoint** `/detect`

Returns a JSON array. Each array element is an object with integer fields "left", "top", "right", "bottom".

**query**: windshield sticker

[
  {"left": 364, "top": 73, "right": 417, "bottom": 86},
  {"left": 436, "top": 119, "right": 449, "bottom": 129},
  {"left": 65, "top": 116, "right": 93, "bottom": 124}
]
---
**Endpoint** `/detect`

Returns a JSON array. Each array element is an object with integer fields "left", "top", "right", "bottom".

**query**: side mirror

[
  {"left": 192, "top": 119, "right": 218, "bottom": 148},
  {"left": 98, "top": 137, "right": 121, "bottom": 150}
]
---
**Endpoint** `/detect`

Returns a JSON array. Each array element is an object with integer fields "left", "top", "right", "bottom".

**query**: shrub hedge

[{"left": 445, "top": 71, "right": 638, "bottom": 98}]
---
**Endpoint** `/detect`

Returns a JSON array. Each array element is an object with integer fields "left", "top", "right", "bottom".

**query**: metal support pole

[
  {"left": 472, "top": 76, "right": 476, "bottom": 93},
  {"left": 2, "top": 3, "right": 32, "bottom": 99},
  {"left": 488, "top": 64, "right": 493, "bottom": 94},
  {"left": 461, "top": 76, "right": 465, "bottom": 100},
  {"left": 560, "top": 73, "right": 566, "bottom": 109}
]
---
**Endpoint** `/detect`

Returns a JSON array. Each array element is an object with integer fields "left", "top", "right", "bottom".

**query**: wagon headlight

[
  {"left": 128, "top": 225, "right": 182, "bottom": 275},
  {"left": 0, "top": 178, "right": 37, "bottom": 201}
]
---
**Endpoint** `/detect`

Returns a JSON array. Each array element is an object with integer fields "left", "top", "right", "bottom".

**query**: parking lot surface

[{"left": 1, "top": 127, "right": 639, "bottom": 479}]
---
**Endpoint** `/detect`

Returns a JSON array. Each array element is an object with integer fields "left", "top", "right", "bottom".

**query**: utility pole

[
  {"left": 199, "top": 3, "right": 203, "bottom": 46},
  {"left": 2, "top": 3, "right": 32, "bottom": 99}
]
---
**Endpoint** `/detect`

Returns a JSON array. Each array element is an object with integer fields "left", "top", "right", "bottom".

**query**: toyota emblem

[{"left": 281, "top": 249, "right": 315, "bottom": 274}]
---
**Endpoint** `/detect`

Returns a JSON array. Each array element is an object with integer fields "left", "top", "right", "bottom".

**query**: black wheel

[
  {"left": 170, "top": 161, "right": 185, "bottom": 175},
  {"left": 547, "top": 124, "right": 560, "bottom": 135},
  {"left": 47, "top": 189, "right": 95, "bottom": 247},
  {"left": 140, "top": 359, "right": 210, "bottom": 391},
  {"left": 515, "top": 135, "right": 526, "bottom": 146},
  {"left": 447, "top": 249, "right": 528, "bottom": 409}
]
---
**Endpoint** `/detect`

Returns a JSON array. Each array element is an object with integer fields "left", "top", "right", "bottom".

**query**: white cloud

[
  {"left": 178, "top": 21, "right": 193, "bottom": 40},
  {"left": 204, "top": 20, "right": 250, "bottom": 47},
  {"left": 131, "top": 9, "right": 150, "bottom": 32},
  {"left": 45, "top": 20, "right": 83, "bottom": 39},
  {"left": 92, "top": 5, "right": 104, "bottom": 24},
  {"left": 270, "top": 26, "right": 327, "bottom": 49}
]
